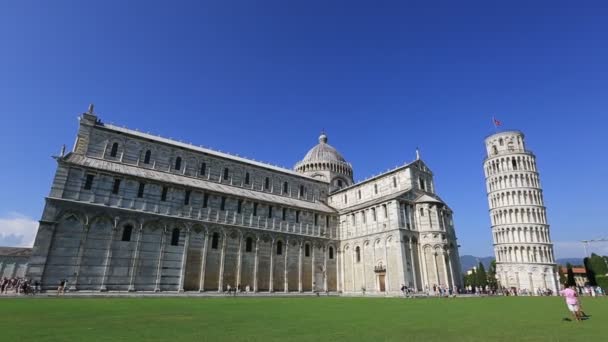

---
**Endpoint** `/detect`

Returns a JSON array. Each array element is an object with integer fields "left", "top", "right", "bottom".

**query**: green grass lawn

[{"left": 0, "top": 296, "right": 605, "bottom": 341}]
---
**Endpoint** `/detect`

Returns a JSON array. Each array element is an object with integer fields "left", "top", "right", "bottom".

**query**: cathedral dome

[
  {"left": 294, "top": 133, "right": 353, "bottom": 187},
  {"left": 300, "top": 133, "right": 347, "bottom": 164}
]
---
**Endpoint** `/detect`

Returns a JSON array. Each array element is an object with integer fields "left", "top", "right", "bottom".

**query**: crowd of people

[{"left": 0, "top": 277, "right": 39, "bottom": 295}]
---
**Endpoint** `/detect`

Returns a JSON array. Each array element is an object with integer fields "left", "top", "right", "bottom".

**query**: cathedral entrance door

[{"left": 378, "top": 274, "right": 386, "bottom": 292}]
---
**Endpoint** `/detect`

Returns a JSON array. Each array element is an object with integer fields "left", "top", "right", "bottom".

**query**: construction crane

[{"left": 581, "top": 238, "right": 608, "bottom": 257}]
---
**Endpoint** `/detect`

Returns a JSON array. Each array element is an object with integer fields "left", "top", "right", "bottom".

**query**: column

[
  {"left": 218, "top": 232, "right": 227, "bottom": 292},
  {"left": 284, "top": 239, "right": 289, "bottom": 293},
  {"left": 253, "top": 237, "right": 259, "bottom": 292},
  {"left": 432, "top": 252, "right": 440, "bottom": 287},
  {"left": 100, "top": 220, "right": 119, "bottom": 292},
  {"left": 311, "top": 242, "right": 316, "bottom": 292},
  {"left": 351, "top": 246, "right": 355, "bottom": 292},
  {"left": 72, "top": 221, "right": 91, "bottom": 290},
  {"left": 397, "top": 237, "right": 408, "bottom": 290},
  {"left": 409, "top": 241, "right": 418, "bottom": 291},
  {"left": 361, "top": 244, "right": 366, "bottom": 292},
  {"left": 298, "top": 241, "right": 303, "bottom": 292},
  {"left": 236, "top": 233, "right": 243, "bottom": 291},
  {"left": 447, "top": 250, "right": 456, "bottom": 289},
  {"left": 418, "top": 244, "right": 429, "bottom": 290},
  {"left": 323, "top": 245, "right": 328, "bottom": 292},
  {"left": 384, "top": 239, "right": 390, "bottom": 293},
  {"left": 441, "top": 251, "right": 450, "bottom": 287},
  {"left": 198, "top": 231, "right": 209, "bottom": 292},
  {"left": 178, "top": 227, "right": 191, "bottom": 292},
  {"left": 269, "top": 238, "right": 275, "bottom": 292},
  {"left": 154, "top": 227, "right": 167, "bottom": 292},
  {"left": 338, "top": 248, "right": 344, "bottom": 292},
  {"left": 128, "top": 224, "right": 143, "bottom": 292}
]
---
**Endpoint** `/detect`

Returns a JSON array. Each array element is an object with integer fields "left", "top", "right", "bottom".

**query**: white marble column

[
  {"left": 253, "top": 236, "right": 259, "bottom": 292},
  {"left": 409, "top": 241, "right": 418, "bottom": 291},
  {"left": 419, "top": 244, "right": 429, "bottom": 290},
  {"left": 72, "top": 221, "right": 91, "bottom": 290},
  {"left": 298, "top": 241, "right": 303, "bottom": 292},
  {"left": 100, "top": 219, "right": 119, "bottom": 292},
  {"left": 384, "top": 239, "right": 390, "bottom": 293},
  {"left": 338, "top": 248, "right": 344, "bottom": 292},
  {"left": 218, "top": 232, "right": 227, "bottom": 292},
  {"left": 441, "top": 251, "right": 450, "bottom": 287},
  {"left": 269, "top": 238, "right": 275, "bottom": 292},
  {"left": 432, "top": 252, "right": 440, "bottom": 286},
  {"left": 323, "top": 245, "right": 328, "bottom": 292},
  {"left": 351, "top": 246, "right": 356, "bottom": 292},
  {"left": 361, "top": 244, "right": 366, "bottom": 292},
  {"left": 179, "top": 227, "right": 191, "bottom": 292},
  {"left": 154, "top": 227, "right": 167, "bottom": 292},
  {"left": 447, "top": 250, "right": 456, "bottom": 289},
  {"left": 236, "top": 233, "right": 243, "bottom": 290},
  {"left": 311, "top": 242, "right": 316, "bottom": 292},
  {"left": 128, "top": 224, "right": 143, "bottom": 292},
  {"left": 198, "top": 231, "right": 209, "bottom": 292},
  {"left": 397, "top": 237, "right": 408, "bottom": 290},
  {"left": 284, "top": 239, "right": 289, "bottom": 293}
]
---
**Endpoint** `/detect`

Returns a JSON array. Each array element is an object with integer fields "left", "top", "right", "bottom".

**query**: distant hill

[
  {"left": 460, "top": 255, "right": 494, "bottom": 273},
  {"left": 556, "top": 258, "right": 584, "bottom": 266}
]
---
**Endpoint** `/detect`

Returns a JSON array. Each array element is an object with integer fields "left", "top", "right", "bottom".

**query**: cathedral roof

[
  {"left": 61, "top": 154, "right": 337, "bottom": 213},
  {"left": 299, "top": 133, "right": 348, "bottom": 164}
]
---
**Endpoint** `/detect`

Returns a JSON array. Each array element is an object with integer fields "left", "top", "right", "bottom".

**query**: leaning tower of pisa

[{"left": 483, "top": 131, "right": 558, "bottom": 294}]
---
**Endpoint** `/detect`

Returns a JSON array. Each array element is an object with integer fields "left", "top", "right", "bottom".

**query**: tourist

[{"left": 560, "top": 284, "right": 581, "bottom": 322}]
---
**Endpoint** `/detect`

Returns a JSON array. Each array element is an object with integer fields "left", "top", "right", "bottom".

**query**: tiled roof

[{"left": 0, "top": 247, "right": 32, "bottom": 257}]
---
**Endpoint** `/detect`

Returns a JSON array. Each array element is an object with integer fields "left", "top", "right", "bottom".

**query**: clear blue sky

[{"left": 1, "top": 1, "right": 607, "bottom": 257}]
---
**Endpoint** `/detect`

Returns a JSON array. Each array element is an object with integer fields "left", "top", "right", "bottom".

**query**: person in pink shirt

[{"left": 560, "top": 284, "right": 581, "bottom": 321}]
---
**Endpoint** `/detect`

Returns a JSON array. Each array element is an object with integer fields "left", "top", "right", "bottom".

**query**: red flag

[{"left": 493, "top": 117, "right": 502, "bottom": 127}]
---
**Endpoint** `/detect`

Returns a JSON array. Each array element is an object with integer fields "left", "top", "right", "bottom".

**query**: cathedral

[{"left": 26, "top": 106, "right": 462, "bottom": 294}]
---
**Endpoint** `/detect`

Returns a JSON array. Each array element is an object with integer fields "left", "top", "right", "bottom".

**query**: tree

[
  {"left": 566, "top": 263, "right": 576, "bottom": 287},
  {"left": 487, "top": 260, "right": 498, "bottom": 289},
  {"left": 476, "top": 262, "right": 488, "bottom": 289},
  {"left": 558, "top": 265, "right": 567, "bottom": 285}
]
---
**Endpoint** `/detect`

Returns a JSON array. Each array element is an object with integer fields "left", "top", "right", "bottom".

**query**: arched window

[
  {"left": 512, "top": 159, "right": 517, "bottom": 170},
  {"left": 211, "top": 232, "right": 219, "bottom": 249},
  {"left": 244, "top": 172, "right": 250, "bottom": 185},
  {"left": 277, "top": 241, "right": 283, "bottom": 255},
  {"left": 175, "top": 157, "right": 182, "bottom": 170},
  {"left": 492, "top": 145, "right": 498, "bottom": 155},
  {"left": 305, "top": 243, "right": 310, "bottom": 257},
  {"left": 264, "top": 177, "right": 270, "bottom": 190},
  {"left": 170, "top": 228, "right": 180, "bottom": 246},
  {"left": 246, "top": 237, "right": 253, "bottom": 252},
  {"left": 499, "top": 138, "right": 504, "bottom": 146},
  {"left": 329, "top": 246, "right": 334, "bottom": 259},
  {"left": 121, "top": 225, "right": 133, "bottom": 241},
  {"left": 143, "top": 150, "right": 151, "bottom": 164},
  {"left": 355, "top": 246, "right": 361, "bottom": 262},
  {"left": 283, "top": 181, "right": 289, "bottom": 194},
  {"left": 110, "top": 142, "right": 119, "bottom": 157}
]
